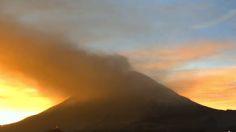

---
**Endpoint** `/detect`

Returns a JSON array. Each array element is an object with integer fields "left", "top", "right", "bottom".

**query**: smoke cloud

[{"left": 0, "top": 15, "right": 140, "bottom": 102}]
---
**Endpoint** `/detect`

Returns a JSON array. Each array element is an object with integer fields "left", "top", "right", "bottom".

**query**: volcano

[{"left": 1, "top": 72, "right": 236, "bottom": 132}]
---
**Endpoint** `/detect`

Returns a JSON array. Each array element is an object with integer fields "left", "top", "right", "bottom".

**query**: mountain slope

[{"left": 1, "top": 72, "right": 236, "bottom": 132}]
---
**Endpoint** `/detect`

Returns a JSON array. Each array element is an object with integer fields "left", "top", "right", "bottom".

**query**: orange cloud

[
  {"left": 123, "top": 41, "right": 232, "bottom": 77},
  {"left": 166, "top": 67, "right": 236, "bottom": 110}
]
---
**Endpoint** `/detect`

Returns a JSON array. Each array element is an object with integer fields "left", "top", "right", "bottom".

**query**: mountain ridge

[{"left": 1, "top": 72, "right": 236, "bottom": 132}]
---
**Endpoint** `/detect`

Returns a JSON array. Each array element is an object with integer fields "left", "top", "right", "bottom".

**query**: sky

[{"left": 0, "top": 0, "right": 236, "bottom": 125}]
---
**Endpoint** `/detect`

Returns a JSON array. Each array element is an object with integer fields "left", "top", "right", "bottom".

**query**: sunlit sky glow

[
  {"left": 1, "top": 0, "right": 236, "bottom": 125},
  {"left": 0, "top": 74, "right": 54, "bottom": 125}
]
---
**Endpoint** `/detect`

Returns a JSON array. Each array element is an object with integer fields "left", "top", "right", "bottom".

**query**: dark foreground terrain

[{"left": 1, "top": 72, "right": 236, "bottom": 132}]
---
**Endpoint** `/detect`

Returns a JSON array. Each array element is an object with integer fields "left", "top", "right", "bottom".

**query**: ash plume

[{"left": 0, "top": 16, "right": 136, "bottom": 101}]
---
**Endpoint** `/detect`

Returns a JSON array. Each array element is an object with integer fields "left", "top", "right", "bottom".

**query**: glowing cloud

[
  {"left": 123, "top": 41, "right": 231, "bottom": 74},
  {"left": 166, "top": 67, "right": 236, "bottom": 110}
]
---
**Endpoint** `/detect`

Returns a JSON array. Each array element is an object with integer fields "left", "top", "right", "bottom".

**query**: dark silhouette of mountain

[{"left": 1, "top": 72, "right": 236, "bottom": 132}]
